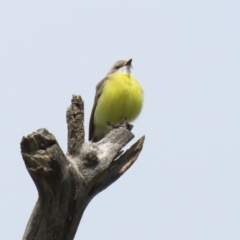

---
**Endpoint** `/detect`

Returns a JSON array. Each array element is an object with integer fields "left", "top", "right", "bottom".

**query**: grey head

[{"left": 107, "top": 59, "right": 133, "bottom": 75}]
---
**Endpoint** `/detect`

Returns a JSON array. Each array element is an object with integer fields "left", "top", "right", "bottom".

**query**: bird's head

[{"left": 108, "top": 59, "right": 133, "bottom": 75}]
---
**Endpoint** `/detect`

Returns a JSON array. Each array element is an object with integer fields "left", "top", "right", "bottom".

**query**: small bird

[{"left": 89, "top": 59, "right": 144, "bottom": 142}]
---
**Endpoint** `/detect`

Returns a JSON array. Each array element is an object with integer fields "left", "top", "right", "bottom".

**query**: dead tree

[{"left": 20, "top": 95, "right": 145, "bottom": 240}]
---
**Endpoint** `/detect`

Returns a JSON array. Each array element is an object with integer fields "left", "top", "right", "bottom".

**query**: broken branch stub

[{"left": 21, "top": 94, "right": 145, "bottom": 240}]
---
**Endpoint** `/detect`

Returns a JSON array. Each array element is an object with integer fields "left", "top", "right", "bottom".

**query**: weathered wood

[
  {"left": 21, "top": 95, "right": 145, "bottom": 240},
  {"left": 66, "top": 95, "right": 84, "bottom": 156}
]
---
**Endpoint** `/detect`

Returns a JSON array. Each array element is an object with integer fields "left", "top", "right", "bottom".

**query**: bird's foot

[{"left": 109, "top": 119, "right": 133, "bottom": 131}]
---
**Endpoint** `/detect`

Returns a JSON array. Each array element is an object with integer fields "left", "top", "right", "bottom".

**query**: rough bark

[{"left": 21, "top": 95, "right": 145, "bottom": 240}]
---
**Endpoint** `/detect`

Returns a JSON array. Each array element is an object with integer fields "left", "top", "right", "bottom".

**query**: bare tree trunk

[{"left": 20, "top": 95, "right": 145, "bottom": 240}]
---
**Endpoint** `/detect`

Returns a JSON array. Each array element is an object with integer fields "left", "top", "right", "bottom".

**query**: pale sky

[{"left": 1, "top": 1, "right": 240, "bottom": 239}]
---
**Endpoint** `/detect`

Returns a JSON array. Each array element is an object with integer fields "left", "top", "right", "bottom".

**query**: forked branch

[{"left": 21, "top": 95, "right": 145, "bottom": 240}]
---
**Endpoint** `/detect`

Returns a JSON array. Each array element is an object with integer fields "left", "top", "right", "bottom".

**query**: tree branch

[
  {"left": 21, "top": 95, "right": 145, "bottom": 240},
  {"left": 66, "top": 95, "right": 84, "bottom": 156}
]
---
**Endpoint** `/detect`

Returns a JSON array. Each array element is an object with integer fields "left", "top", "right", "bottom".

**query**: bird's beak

[{"left": 125, "top": 59, "right": 132, "bottom": 66}]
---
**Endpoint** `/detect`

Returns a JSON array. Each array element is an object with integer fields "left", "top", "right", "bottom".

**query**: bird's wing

[{"left": 89, "top": 77, "right": 108, "bottom": 141}]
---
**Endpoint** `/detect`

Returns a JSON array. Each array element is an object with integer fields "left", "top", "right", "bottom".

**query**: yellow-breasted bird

[{"left": 89, "top": 59, "right": 143, "bottom": 142}]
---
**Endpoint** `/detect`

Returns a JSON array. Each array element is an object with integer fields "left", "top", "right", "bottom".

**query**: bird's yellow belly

[{"left": 94, "top": 73, "right": 143, "bottom": 130}]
